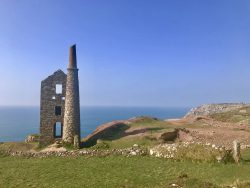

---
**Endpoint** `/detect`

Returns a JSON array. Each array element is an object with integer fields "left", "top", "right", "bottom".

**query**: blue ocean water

[{"left": 0, "top": 106, "right": 189, "bottom": 142}]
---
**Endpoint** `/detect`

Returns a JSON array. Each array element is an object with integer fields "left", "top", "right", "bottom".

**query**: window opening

[
  {"left": 56, "top": 84, "right": 62, "bottom": 94},
  {"left": 55, "top": 106, "right": 61, "bottom": 116}
]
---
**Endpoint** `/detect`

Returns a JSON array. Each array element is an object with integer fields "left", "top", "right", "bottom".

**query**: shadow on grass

[
  {"left": 81, "top": 123, "right": 130, "bottom": 148},
  {"left": 241, "top": 148, "right": 250, "bottom": 163},
  {"left": 123, "top": 127, "right": 164, "bottom": 137},
  {"left": 81, "top": 125, "right": 165, "bottom": 148}
]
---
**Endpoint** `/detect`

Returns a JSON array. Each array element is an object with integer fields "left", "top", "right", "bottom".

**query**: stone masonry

[
  {"left": 40, "top": 70, "right": 67, "bottom": 146},
  {"left": 40, "top": 45, "right": 81, "bottom": 146},
  {"left": 63, "top": 45, "right": 81, "bottom": 144}
]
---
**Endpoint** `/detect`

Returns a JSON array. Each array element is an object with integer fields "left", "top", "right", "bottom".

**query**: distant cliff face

[{"left": 184, "top": 103, "right": 249, "bottom": 118}]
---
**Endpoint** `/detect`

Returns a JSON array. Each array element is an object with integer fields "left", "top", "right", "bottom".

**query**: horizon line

[{"left": 0, "top": 104, "right": 192, "bottom": 108}]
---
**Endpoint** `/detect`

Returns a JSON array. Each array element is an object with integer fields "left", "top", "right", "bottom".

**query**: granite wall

[{"left": 40, "top": 70, "right": 67, "bottom": 146}]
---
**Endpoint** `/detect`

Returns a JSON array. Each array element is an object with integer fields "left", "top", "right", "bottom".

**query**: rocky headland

[{"left": 184, "top": 103, "right": 249, "bottom": 118}]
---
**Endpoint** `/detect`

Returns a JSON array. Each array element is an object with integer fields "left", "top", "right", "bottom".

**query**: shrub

[
  {"left": 61, "top": 141, "right": 74, "bottom": 150},
  {"left": 91, "top": 141, "right": 110, "bottom": 150},
  {"left": 0, "top": 150, "right": 8, "bottom": 158},
  {"left": 150, "top": 143, "right": 234, "bottom": 163},
  {"left": 174, "top": 144, "right": 233, "bottom": 163}
]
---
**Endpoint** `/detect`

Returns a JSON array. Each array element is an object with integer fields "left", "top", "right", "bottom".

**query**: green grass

[
  {"left": 1, "top": 154, "right": 250, "bottom": 188},
  {"left": 0, "top": 142, "right": 38, "bottom": 152},
  {"left": 242, "top": 148, "right": 250, "bottom": 160},
  {"left": 130, "top": 117, "right": 166, "bottom": 126},
  {"left": 2, "top": 116, "right": 250, "bottom": 187},
  {"left": 97, "top": 135, "right": 160, "bottom": 149},
  {"left": 83, "top": 117, "right": 176, "bottom": 149}
]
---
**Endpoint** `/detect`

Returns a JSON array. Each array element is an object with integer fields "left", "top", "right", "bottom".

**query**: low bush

[
  {"left": 0, "top": 150, "right": 8, "bottom": 158},
  {"left": 150, "top": 143, "right": 234, "bottom": 163},
  {"left": 61, "top": 142, "right": 74, "bottom": 150},
  {"left": 91, "top": 141, "right": 110, "bottom": 150},
  {"left": 175, "top": 144, "right": 234, "bottom": 163}
]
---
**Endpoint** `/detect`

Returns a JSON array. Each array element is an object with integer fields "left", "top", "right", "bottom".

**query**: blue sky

[{"left": 0, "top": 0, "right": 250, "bottom": 107}]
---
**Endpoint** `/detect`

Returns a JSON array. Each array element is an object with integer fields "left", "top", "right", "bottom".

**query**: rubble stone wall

[{"left": 40, "top": 70, "right": 67, "bottom": 146}]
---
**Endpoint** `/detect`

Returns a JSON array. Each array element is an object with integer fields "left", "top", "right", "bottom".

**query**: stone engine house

[
  {"left": 40, "top": 70, "right": 67, "bottom": 145},
  {"left": 40, "top": 45, "right": 80, "bottom": 146}
]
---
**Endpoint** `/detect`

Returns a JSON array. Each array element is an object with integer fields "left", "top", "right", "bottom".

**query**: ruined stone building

[{"left": 40, "top": 45, "right": 80, "bottom": 146}]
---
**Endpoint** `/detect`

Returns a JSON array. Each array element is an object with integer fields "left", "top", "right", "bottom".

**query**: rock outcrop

[
  {"left": 184, "top": 103, "right": 248, "bottom": 118},
  {"left": 25, "top": 134, "right": 40, "bottom": 143}
]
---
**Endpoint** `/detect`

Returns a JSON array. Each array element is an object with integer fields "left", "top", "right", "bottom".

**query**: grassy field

[
  {"left": 1, "top": 115, "right": 250, "bottom": 187},
  {"left": 0, "top": 150, "right": 250, "bottom": 188}
]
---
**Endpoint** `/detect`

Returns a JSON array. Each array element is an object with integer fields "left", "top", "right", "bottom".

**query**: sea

[{"left": 0, "top": 106, "right": 189, "bottom": 142}]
